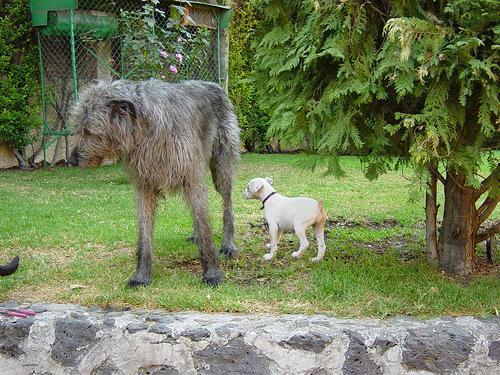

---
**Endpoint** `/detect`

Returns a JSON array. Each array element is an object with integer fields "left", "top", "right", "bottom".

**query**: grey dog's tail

[{"left": 213, "top": 94, "right": 241, "bottom": 171}]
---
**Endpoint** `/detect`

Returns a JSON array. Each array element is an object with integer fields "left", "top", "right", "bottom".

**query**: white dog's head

[{"left": 243, "top": 177, "right": 274, "bottom": 199}]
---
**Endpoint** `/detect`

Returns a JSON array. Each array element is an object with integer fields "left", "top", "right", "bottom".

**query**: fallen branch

[{"left": 475, "top": 220, "right": 500, "bottom": 244}]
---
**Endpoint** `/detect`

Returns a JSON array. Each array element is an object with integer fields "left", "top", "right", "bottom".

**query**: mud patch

[
  {"left": 353, "top": 236, "right": 422, "bottom": 261},
  {"left": 326, "top": 217, "right": 401, "bottom": 231},
  {"left": 158, "top": 257, "right": 201, "bottom": 274}
]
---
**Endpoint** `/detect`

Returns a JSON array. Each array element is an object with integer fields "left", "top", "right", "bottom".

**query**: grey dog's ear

[{"left": 108, "top": 100, "right": 137, "bottom": 120}]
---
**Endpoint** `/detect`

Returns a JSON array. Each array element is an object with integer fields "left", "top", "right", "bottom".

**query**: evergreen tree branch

[
  {"left": 475, "top": 165, "right": 500, "bottom": 199},
  {"left": 429, "top": 164, "right": 446, "bottom": 185},
  {"left": 364, "top": 1, "right": 388, "bottom": 19},
  {"left": 477, "top": 196, "right": 499, "bottom": 226}
]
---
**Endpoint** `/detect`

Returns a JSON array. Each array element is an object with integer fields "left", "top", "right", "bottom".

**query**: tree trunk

[
  {"left": 50, "top": 136, "right": 62, "bottom": 168},
  {"left": 12, "top": 149, "right": 29, "bottom": 169},
  {"left": 425, "top": 167, "right": 438, "bottom": 266},
  {"left": 438, "top": 171, "right": 478, "bottom": 278}
]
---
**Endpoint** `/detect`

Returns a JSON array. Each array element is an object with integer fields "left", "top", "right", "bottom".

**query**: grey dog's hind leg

[
  {"left": 210, "top": 115, "right": 239, "bottom": 259},
  {"left": 183, "top": 180, "right": 223, "bottom": 286},
  {"left": 210, "top": 158, "right": 238, "bottom": 258},
  {"left": 128, "top": 188, "right": 158, "bottom": 287}
]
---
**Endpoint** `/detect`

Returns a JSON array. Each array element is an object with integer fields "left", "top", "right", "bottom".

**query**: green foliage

[
  {"left": 228, "top": 0, "right": 269, "bottom": 151},
  {"left": 120, "top": 0, "right": 211, "bottom": 81},
  {"left": 0, "top": 0, "right": 39, "bottom": 151},
  {"left": 253, "top": 0, "right": 499, "bottom": 183}
]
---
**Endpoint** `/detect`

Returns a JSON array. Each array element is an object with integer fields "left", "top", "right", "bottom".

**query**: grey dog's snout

[{"left": 68, "top": 147, "right": 80, "bottom": 166}]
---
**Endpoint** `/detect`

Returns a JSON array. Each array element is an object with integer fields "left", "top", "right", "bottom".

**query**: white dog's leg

[
  {"left": 266, "top": 229, "right": 282, "bottom": 249},
  {"left": 292, "top": 224, "right": 309, "bottom": 258},
  {"left": 311, "top": 222, "right": 326, "bottom": 262},
  {"left": 264, "top": 224, "right": 280, "bottom": 260}
]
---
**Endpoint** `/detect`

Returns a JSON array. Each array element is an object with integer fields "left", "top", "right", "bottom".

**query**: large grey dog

[{"left": 69, "top": 79, "right": 240, "bottom": 287}]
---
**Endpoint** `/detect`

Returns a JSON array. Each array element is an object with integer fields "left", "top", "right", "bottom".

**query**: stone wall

[
  {"left": 0, "top": 139, "right": 69, "bottom": 169},
  {"left": 0, "top": 303, "right": 498, "bottom": 374},
  {"left": 0, "top": 141, "right": 17, "bottom": 169}
]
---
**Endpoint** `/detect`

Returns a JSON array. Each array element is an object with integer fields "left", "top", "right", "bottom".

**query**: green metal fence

[{"left": 30, "top": 0, "right": 231, "bottom": 165}]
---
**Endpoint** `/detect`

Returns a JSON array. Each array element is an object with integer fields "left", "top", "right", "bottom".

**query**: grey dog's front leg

[{"left": 128, "top": 188, "right": 158, "bottom": 287}]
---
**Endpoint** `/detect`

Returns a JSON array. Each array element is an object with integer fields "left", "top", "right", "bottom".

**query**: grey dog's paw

[
  {"left": 202, "top": 268, "right": 224, "bottom": 287},
  {"left": 220, "top": 244, "right": 239, "bottom": 259},
  {"left": 127, "top": 276, "right": 151, "bottom": 288},
  {"left": 187, "top": 235, "right": 199, "bottom": 244}
]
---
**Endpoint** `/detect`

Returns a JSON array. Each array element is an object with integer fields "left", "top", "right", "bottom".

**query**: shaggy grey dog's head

[{"left": 69, "top": 80, "right": 137, "bottom": 167}]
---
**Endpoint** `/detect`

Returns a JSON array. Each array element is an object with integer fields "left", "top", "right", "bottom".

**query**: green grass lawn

[{"left": 0, "top": 154, "right": 498, "bottom": 317}]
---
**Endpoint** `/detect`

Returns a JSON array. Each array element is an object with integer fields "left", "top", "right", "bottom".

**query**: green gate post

[
  {"left": 69, "top": 9, "right": 78, "bottom": 101},
  {"left": 36, "top": 29, "right": 49, "bottom": 165}
]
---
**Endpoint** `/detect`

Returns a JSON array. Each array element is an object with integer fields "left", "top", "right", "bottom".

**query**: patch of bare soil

[
  {"left": 357, "top": 237, "right": 421, "bottom": 260},
  {"left": 325, "top": 217, "right": 401, "bottom": 230},
  {"left": 157, "top": 257, "right": 201, "bottom": 274},
  {"left": 473, "top": 257, "right": 499, "bottom": 278}
]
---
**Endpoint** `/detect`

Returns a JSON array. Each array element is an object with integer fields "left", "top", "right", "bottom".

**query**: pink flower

[
  {"left": 169, "top": 65, "right": 178, "bottom": 74},
  {"left": 175, "top": 53, "right": 183, "bottom": 63},
  {"left": 160, "top": 50, "right": 169, "bottom": 58}
]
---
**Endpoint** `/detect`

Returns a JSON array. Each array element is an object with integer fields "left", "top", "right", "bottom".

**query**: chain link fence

[{"left": 32, "top": 0, "right": 228, "bottom": 164}]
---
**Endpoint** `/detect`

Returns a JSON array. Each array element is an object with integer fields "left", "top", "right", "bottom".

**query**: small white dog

[{"left": 244, "top": 177, "right": 327, "bottom": 262}]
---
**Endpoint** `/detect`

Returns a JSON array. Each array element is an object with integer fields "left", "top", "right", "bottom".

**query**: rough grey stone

[
  {"left": 28, "top": 303, "right": 49, "bottom": 313},
  {"left": 137, "top": 365, "right": 179, "bottom": 375},
  {"left": 148, "top": 323, "right": 172, "bottom": 335},
  {"left": 145, "top": 313, "right": 174, "bottom": 323},
  {"left": 373, "top": 337, "right": 397, "bottom": 354},
  {"left": 126, "top": 322, "right": 148, "bottom": 334},
  {"left": 488, "top": 340, "right": 500, "bottom": 362},
  {"left": 51, "top": 317, "right": 99, "bottom": 367},
  {"left": 103, "top": 317, "right": 116, "bottom": 328},
  {"left": 0, "top": 318, "right": 33, "bottom": 358},
  {"left": 0, "top": 302, "right": 18, "bottom": 308},
  {"left": 214, "top": 323, "right": 239, "bottom": 338},
  {"left": 342, "top": 331, "right": 382, "bottom": 375},
  {"left": 182, "top": 327, "right": 211, "bottom": 342},
  {"left": 194, "top": 336, "right": 270, "bottom": 375},
  {"left": 441, "top": 316, "right": 457, "bottom": 322},
  {"left": 91, "top": 359, "right": 120, "bottom": 375},
  {"left": 402, "top": 326, "right": 474, "bottom": 373},
  {"left": 279, "top": 332, "right": 331, "bottom": 353},
  {"left": 88, "top": 305, "right": 103, "bottom": 313},
  {"left": 70, "top": 311, "right": 86, "bottom": 320},
  {"left": 307, "top": 369, "right": 328, "bottom": 375},
  {"left": 1, "top": 304, "right": 498, "bottom": 375}
]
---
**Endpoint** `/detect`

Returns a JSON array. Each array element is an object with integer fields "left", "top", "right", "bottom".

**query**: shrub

[
  {"left": 0, "top": 0, "right": 39, "bottom": 167},
  {"left": 228, "top": 0, "right": 269, "bottom": 152}
]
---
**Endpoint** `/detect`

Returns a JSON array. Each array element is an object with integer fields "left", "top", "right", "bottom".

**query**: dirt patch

[
  {"left": 353, "top": 236, "right": 421, "bottom": 260},
  {"left": 326, "top": 217, "right": 401, "bottom": 230},
  {"left": 157, "top": 257, "right": 201, "bottom": 274},
  {"left": 473, "top": 258, "right": 499, "bottom": 278}
]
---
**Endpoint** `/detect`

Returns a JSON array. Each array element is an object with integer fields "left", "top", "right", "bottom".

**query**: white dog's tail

[{"left": 316, "top": 200, "right": 327, "bottom": 225}]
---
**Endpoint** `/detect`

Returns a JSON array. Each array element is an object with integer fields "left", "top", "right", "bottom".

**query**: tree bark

[
  {"left": 438, "top": 171, "right": 478, "bottom": 278},
  {"left": 12, "top": 149, "right": 29, "bottom": 169},
  {"left": 425, "top": 166, "right": 438, "bottom": 266}
]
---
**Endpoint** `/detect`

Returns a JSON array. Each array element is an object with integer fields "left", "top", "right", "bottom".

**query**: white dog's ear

[
  {"left": 265, "top": 177, "right": 274, "bottom": 186},
  {"left": 250, "top": 180, "right": 264, "bottom": 193}
]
